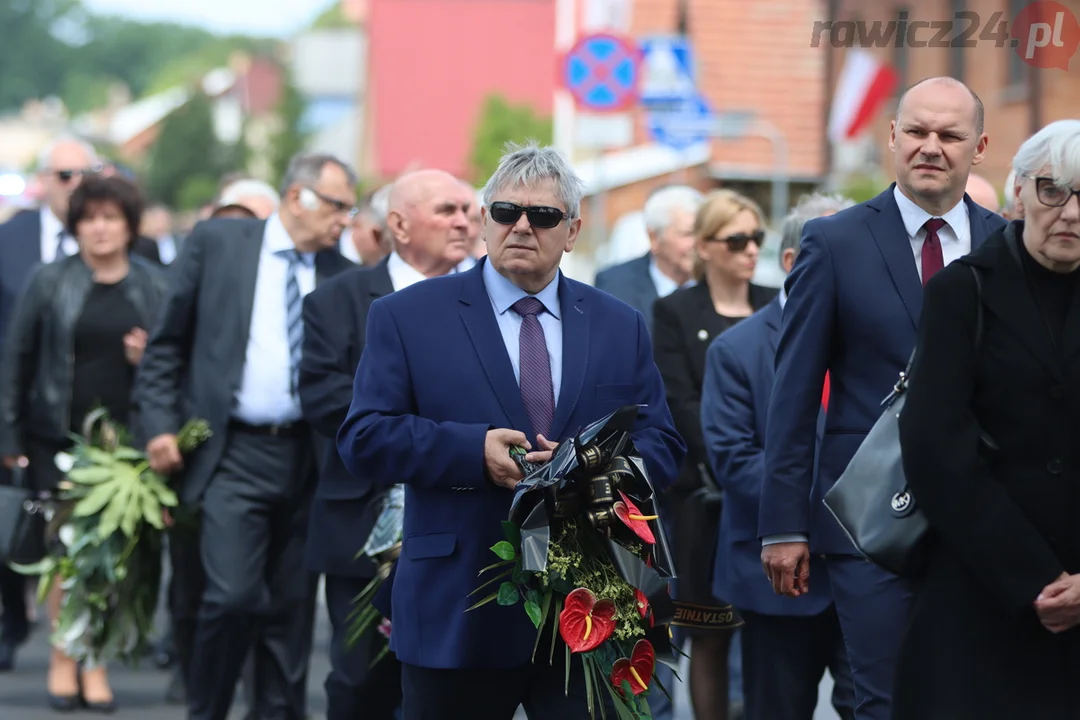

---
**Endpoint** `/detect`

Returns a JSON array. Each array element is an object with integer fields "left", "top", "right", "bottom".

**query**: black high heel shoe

[
  {"left": 78, "top": 668, "right": 117, "bottom": 714},
  {"left": 46, "top": 692, "right": 80, "bottom": 712}
]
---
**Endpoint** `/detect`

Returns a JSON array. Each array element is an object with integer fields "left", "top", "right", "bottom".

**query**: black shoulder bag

[
  {"left": 822, "top": 265, "right": 987, "bottom": 576},
  {"left": 0, "top": 466, "right": 49, "bottom": 566}
]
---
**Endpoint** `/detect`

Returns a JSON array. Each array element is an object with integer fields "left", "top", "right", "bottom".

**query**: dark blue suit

[
  {"left": 337, "top": 258, "right": 684, "bottom": 715},
  {"left": 0, "top": 210, "right": 41, "bottom": 653},
  {"left": 703, "top": 298, "right": 854, "bottom": 720},
  {"left": 298, "top": 260, "right": 401, "bottom": 720},
  {"left": 760, "top": 187, "right": 1004, "bottom": 719},
  {"left": 594, "top": 253, "right": 659, "bottom": 334}
]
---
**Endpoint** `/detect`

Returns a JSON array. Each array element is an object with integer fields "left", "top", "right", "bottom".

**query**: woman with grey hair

[{"left": 895, "top": 119, "right": 1080, "bottom": 718}]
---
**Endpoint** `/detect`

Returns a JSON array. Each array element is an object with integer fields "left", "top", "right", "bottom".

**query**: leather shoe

[{"left": 0, "top": 639, "right": 17, "bottom": 672}]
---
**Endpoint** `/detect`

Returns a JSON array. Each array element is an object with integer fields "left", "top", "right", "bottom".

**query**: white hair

[
  {"left": 368, "top": 183, "right": 392, "bottom": 230},
  {"left": 37, "top": 135, "right": 98, "bottom": 171},
  {"left": 1012, "top": 119, "right": 1080, "bottom": 187},
  {"left": 642, "top": 186, "right": 705, "bottom": 234},
  {"left": 219, "top": 178, "right": 280, "bottom": 209},
  {"left": 1003, "top": 168, "right": 1018, "bottom": 212},
  {"left": 779, "top": 192, "right": 856, "bottom": 270},
  {"left": 482, "top": 141, "right": 585, "bottom": 218}
]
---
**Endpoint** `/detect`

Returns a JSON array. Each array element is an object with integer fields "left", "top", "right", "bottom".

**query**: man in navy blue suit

[
  {"left": 760, "top": 77, "right": 1006, "bottom": 720},
  {"left": 299, "top": 168, "right": 475, "bottom": 720},
  {"left": 337, "top": 142, "right": 685, "bottom": 720},
  {"left": 593, "top": 185, "right": 702, "bottom": 336},
  {"left": 702, "top": 193, "right": 857, "bottom": 720}
]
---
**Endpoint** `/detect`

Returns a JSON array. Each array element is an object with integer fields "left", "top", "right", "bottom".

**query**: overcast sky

[{"left": 82, "top": 0, "right": 335, "bottom": 37}]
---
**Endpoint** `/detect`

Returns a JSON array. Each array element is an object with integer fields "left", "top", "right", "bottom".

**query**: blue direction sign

[
  {"left": 561, "top": 33, "right": 641, "bottom": 113},
  {"left": 646, "top": 94, "right": 716, "bottom": 150},
  {"left": 639, "top": 35, "right": 697, "bottom": 107}
]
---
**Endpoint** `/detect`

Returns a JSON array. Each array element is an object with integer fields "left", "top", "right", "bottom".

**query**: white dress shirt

[
  {"left": 482, "top": 259, "right": 563, "bottom": 406},
  {"left": 893, "top": 185, "right": 971, "bottom": 282},
  {"left": 232, "top": 215, "right": 316, "bottom": 425},
  {"left": 40, "top": 207, "right": 77, "bottom": 263},
  {"left": 649, "top": 257, "right": 694, "bottom": 298},
  {"left": 157, "top": 235, "right": 178, "bottom": 265}
]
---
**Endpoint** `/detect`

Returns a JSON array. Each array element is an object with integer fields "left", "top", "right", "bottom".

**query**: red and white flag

[{"left": 828, "top": 49, "right": 899, "bottom": 143}]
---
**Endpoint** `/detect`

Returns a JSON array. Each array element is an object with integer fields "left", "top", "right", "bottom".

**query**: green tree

[
  {"left": 310, "top": 3, "right": 353, "bottom": 29},
  {"left": 145, "top": 91, "right": 229, "bottom": 209},
  {"left": 0, "top": 0, "right": 79, "bottom": 111},
  {"left": 468, "top": 95, "right": 553, "bottom": 184},
  {"left": 266, "top": 76, "right": 310, "bottom": 188}
]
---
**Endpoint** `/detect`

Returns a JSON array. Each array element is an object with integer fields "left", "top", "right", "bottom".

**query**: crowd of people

[{"left": 0, "top": 73, "right": 1078, "bottom": 720}]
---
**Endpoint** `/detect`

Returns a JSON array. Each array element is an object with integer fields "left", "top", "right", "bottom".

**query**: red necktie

[
  {"left": 822, "top": 371, "right": 830, "bottom": 411},
  {"left": 921, "top": 218, "right": 947, "bottom": 285}
]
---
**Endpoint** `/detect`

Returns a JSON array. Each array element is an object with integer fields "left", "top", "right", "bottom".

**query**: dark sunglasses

[
  {"left": 53, "top": 167, "right": 100, "bottom": 183},
  {"left": 707, "top": 228, "right": 765, "bottom": 252},
  {"left": 489, "top": 201, "right": 569, "bottom": 229}
]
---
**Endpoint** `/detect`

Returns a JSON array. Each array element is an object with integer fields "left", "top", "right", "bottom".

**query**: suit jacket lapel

[
  {"left": 866, "top": 187, "right": 923, "bottom": 328},
  {"left": 234, "top": 221, "right": 265, "bottom": 354},
  {"left": 763, "top": 298, "right": 782, "bottom": 356},
  {"left": 458, "top": 263, "right": 533, "bottom": 433},
  {"left": 549, "top": 276, "right": 588, "bottom": 440},
  {"left": 966, "top": 196, "right": 993, "bottom": 249}
]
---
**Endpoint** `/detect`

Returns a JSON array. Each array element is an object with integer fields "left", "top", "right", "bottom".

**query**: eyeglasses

[
  {"left": 306, "top": 187, "right": 358, "bottom": 218},
  {"left": 488, "top": 201, "right": 570, "bottom": 229},
  {"left": 705, "top": 229, "right": 765, "bottom": 252},
  {"left": 1032, "top": 177, "right": 1080, "bottom": 208},
  {"left": 51, "top": 166, "right": 102, "bottom": 183}
]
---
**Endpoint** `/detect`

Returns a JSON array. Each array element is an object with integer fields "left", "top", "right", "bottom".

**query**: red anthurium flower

[
  {"left": 559, "top": 588, "right": 617, "bottom": 653},
  {"left": 612, "top": 491, "right": 656, "bottom": 544},
  {"left": 610, "top": 639, "right": 656, "bottom": 695},
  {"left": 634, "top": 588, "right": 655, "bottom": 627}
]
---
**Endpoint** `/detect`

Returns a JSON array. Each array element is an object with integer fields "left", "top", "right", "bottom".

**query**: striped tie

[{"left": 278, "top": 249, "right": 308, "bottom": 396}]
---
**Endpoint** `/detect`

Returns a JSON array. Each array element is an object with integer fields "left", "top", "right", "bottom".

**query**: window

[
  {"left": 949, "top": 0, "right": 966, "bottom": 80},
  {"left": 1007, "top": 0, "right": 1029, "bottom": 86}
]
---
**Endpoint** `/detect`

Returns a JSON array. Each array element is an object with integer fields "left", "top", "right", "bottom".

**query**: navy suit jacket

[
  {"left": 298, "top": 260, "right": 393, "bottom": 578},
  {"left": 702, "top": 298, "right": 832, "bottom": 615},
  {"left": 594, "top": 253, "right": 659, "bottom": 334},
  {"left": 760, "top": 186, "right": 1005, "bottom": 554},
  {"left": 0, "top": 211, "right": 42, "bottom": 348},
  {"left": 336, "top": 258, "right": 685, "bottom": 669}
]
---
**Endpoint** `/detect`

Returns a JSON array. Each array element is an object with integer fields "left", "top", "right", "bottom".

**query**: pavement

[{"left": 0, "top": 588, "right": 840, "bottom": 720}]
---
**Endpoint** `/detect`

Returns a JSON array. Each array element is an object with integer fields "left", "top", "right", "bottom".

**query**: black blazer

[
  {"left": 594, "top": 253, "right": 660, "bottom": 334},
  {"left": 298, "top": 259, "right": 394, "bottom": 577},
  {"left": 895, "top": 221, "right": 1080, "bottom": 718},
  {"left": 0, "top": 210, "right": 43, "bottom": 348},
  {"left": 134, "top": 218, "right": 355, "bottom": 504},
  {"left": 653, "top": 281, "right": 777, "bottom": 493}
]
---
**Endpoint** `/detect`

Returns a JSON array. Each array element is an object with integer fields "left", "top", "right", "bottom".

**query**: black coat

[
  {"left": 133, "top": 218, "right": 355, "bottom": 504},
  {"left": 297, "top": 259, "right": 393, "bottom": 577},
  {"left": 896, "top": 222, "right": 1080, "bottom": 719}
]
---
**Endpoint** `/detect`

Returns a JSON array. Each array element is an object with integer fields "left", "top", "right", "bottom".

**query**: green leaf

[
  {"left": 72, "top": 480, "right": 121, "bottom": 517},
  {"left": 465, "top": 589, "right": 500, "bottom": 612},
  {"left": 502, "top": 520, "right": 521, "bottom": 547},
  {"left": 120, "top": 485, "right": 144, "bottom": 538},
  {"left": 496, "top": 581, "right": 519, "bottom": 606},
  {"left": 477, "top": 558, "right": 514, "bottom": 576},
  {"left": 141, "top": 473, "right": 179, "bottom": 507},
  {"left": 524, "top": 598, "right": 542, "bottom": 628},
  {"left": 83, "top": 447, "right": 117, "bottom": 466},
  {"left": 467, "top": 567, "right": 514, "bottom": 597},
  {"left": 67, "top": 466, "right": 115, "bottom": 484},
  {"left": 98, "top": 480, "right": 132, "bottom": 539},
  {"left": 583, "top": 653, "right": 596, "bottom": 718},
  {"left": 141, "top": 489, "right": 164, "bottom": 530},
  {"left": 491, "top": 541, "right": 516, "bottom": 561},
  {"left": 113, "top": 446, "right": 145, "bottom": 461}
]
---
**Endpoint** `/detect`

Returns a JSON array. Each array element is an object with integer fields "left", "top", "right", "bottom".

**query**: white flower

[
  {"left": 58, "top": 524, "right": 76, "bottom": 548},
  {"left": 54, "top": 452, "right": 75, "bottom": 473}
]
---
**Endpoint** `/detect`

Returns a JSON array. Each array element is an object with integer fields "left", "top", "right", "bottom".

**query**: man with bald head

[
  {"left": 0, "top": 134, "right": 100, "bottom": 670},
  {"left": 298, "top": 168, "right": 472, "bottom": 720},
  {"left": 965, "top": 173, "right": 1001, "bottom": 213},
  {"left": 761, "top": 76, "right": 1004, "bottom": 719}
]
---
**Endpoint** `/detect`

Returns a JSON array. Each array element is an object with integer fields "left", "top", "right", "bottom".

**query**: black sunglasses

[
  {"left": 54, "top": 167, "right": 101, "bottom": 183},
  {"left": 707, "top": 229, "right": 765, "bottom": 252},
  {"left": 489, "top": 201, "right": 569, "bottom": 229}
]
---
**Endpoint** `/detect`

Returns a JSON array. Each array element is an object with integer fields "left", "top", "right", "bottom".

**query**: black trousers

[
  {"left": 324, "top": 574, "right": 401, "bottom": 720},
  {"left": 740, "top": 608, "right": 857, "bottom": 720},
  {"left": 187, "top": 427, "right": 317, "bottom": 720},
  {"left": 0, "top": 565, "right": 27, "bottom": 644}
]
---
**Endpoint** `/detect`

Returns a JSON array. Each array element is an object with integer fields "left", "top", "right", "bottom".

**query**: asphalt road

[{"left": 0, "top": 589, "right": 840, "bottom": 720}]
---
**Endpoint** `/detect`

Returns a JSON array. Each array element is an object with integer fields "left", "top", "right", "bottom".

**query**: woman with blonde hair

[{"left": 652, "top": 188, "right": 777, "bottom": 719}]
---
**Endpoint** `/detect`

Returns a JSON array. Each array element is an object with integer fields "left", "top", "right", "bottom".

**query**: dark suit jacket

[
  {"left": 0, "top": 210, "right": 44, "bottom": 348},
  {"left": 298, "top": 259, "right": 393, "bottom": 577},
  {"left": 336, "top": 258, "right": 685, "bottom": 669},
  {"left": 761, "top": 186, "right": 1005, "bottom": 554},
  {"left": 701, "top": 298, "right": 832, "bottom": 616},
  {"left": 131, "top": 235, "right": 162, "bottom": 264},
  {"left": 134, "top": 217, "right": 355, "bottom": 504},
  {"left": 594, "top": 253, "right": 659, "bottom": 334},
  {"left": 894, "top": 223, "right": 1077, "bottom": 719},
  {"left": 652, "top": 281, "right": 777, "bottom": 494}
]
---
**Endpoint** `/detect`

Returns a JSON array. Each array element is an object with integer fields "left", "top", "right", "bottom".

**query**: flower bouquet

[
  {"left": 470, "top": 406, "right": 740, "bottom": 719},
  {"left": 13, "top": 408, "right": 211, "bottom": 667},
  {"left": 346, "top": 483, "right": 404, "bottom": 656}
]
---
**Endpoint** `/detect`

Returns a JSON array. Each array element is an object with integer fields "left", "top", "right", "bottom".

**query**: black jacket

[{"left": 0, "top": 254, "right": 168, "bottom": 456}]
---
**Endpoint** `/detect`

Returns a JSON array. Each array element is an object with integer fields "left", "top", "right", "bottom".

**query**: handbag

[
  {"left": 0, "top": 466, "right": 49, "bottom": 566},
  {"left": 823, "top": 265, "right": 987, "bottom": 576}
]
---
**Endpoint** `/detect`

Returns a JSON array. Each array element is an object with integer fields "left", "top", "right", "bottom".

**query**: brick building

[{"left": 828, "top": 0, "right": 1080, "bottom": 194}]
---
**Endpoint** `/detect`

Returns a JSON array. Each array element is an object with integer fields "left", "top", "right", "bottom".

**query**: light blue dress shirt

[{"left": 481, "top": 258, "right": 563, "bottom": 408}]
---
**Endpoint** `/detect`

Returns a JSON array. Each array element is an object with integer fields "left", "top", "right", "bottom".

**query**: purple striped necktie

[{"left": 511, "top": 297, "right": 555, "bottom": 439}]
